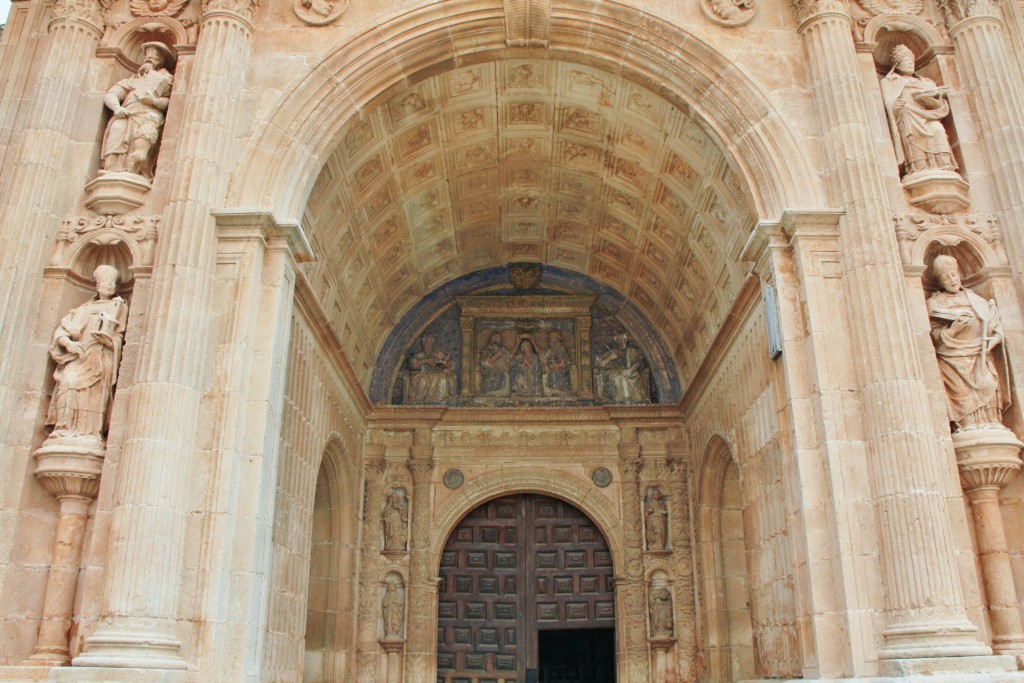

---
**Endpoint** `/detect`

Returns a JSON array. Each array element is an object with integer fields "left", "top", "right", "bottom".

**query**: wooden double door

[{"left": 437, "top": 495, "right": 616, "bottom": 683}]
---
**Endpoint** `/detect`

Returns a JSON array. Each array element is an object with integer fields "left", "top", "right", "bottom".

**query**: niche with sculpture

[
  {"left": 381, "top": 573, "right": 406, "bottom": 640},
  {"left": 877, "top": 39, "right": 969, "bottom": 213},
  {"left": 381, "top": 487, "right": 409, "bottom": 553},
  {"left": 925, "top": 253, "right": 1012, "bottom": 433},
  {"left": 648, "top": 571, "right": 675, "bottom": 640},
  {"left": 85, "top": 40, "right": 177, "bottom": 214}
]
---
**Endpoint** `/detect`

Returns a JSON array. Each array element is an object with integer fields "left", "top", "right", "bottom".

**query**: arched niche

[
  {"left": 303, "top": 439, "right": 359, "bottom": 683},
  {"left": 696, "top": 435, "right": 754, "bottom": 682}
]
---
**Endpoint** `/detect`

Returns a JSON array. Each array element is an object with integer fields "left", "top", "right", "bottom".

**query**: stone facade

[{"left": 0, "top": 0, "right": 1024, "bottom": 679}]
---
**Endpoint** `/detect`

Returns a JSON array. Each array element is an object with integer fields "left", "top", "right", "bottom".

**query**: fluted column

[
  {"left": 794, "top": 0, "right": 992, "bottom": 663},
  {"left": 945, "top": 0, "right": 1024, "bottom": 301},
  {"left": 73, "top": 0, "right": 257, "bottom": 670},
  {"left": 0, "top": 0, "right": 103, "bottom": 495},
  {"left": 405, "top": 440, "right": 435, "bottom": 683}
]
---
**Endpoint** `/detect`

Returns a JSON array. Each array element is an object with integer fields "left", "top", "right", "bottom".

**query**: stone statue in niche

[
  {"left": 45, "top": 265, "right": 128, "bottom": 445},
  {"left": 644, "top": 486, "right": 669, "bottom": 550},
  {"left": 648, "top": 582, "right": 674, "bottom": 638},
  {"left": 595, "top": 332, "right": 649, "bottom": 403},
  {"left": 382, "top": 488, "right": 409, "bottom": 552},
  {"left": 927, "top": 255, "right": 1010, "bottom": 431},
  {"left": 382, "top": 577, "right": 405, "bottom": 639},
  {"left": 880, "top": 44, "right": 957, "bottom": 178},
  {"left": 407, "top": 334, "right": 456, "bottom": 403},
  {"left": 99, "top": 42, "right": 175, "bottom": 179}
]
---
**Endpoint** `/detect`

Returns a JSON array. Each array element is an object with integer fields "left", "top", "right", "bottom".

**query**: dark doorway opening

[{"left": 537, "top": 628, "right": 615, "bottom": 683}]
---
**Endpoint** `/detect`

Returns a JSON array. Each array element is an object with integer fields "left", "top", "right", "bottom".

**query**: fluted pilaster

[
  {"left": 797, "top": 2, "right": 990, "bottom": 661},
  {"left": 0, "top": 3, "right": 103, "bottom": 461},
  {"left": 405, "top": 449, "right": 435, "bottom": 683},
  {"left": 947, "top": 9, "right": 1024, "bottom": 302},
  {"left": 73, "top": 4, "right": 256, "bottom": 670}
]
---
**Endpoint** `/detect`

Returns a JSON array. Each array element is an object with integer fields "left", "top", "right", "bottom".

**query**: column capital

[
  {"left": 940, "top": 0, "right": 1003, "bottom": 33},
  {"left": 49, "top": 0, "right": 107, "bottom": 34},
  {"left": 792, "top": 0, "right": 851, "bottom": 29},
  {"left": 200, "top": 0, "right": 258, "bottom": 26},
  {"left": 213, "top": 210, "right": 314, "bottom": 262}
]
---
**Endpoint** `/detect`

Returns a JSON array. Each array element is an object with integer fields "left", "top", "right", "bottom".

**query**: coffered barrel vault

[{"left": 2, "top": 0, "right": 1024, "bottom": 680}]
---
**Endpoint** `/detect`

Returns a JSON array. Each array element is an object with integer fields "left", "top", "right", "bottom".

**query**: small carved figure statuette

[
  {"left": 880, "top": 45, "right": 957, "bottom": 179},
  {"left": 927, "top": 255, "right": 1010, "bottom": 431},
  {"left": 45, "top": 265, "right": 128, "bottom": 445},
  {"left": 382, "top": 576, "right": 405, "bottom": 639},
  {"left": 99, "top": 42, "right": 175, "bottom": 179},
  {"left": 382, "top": 488, "right": 409, "bottom": 552},
  {"left": 648, "top": 581, "right": 674, "bottom": 639},
  {"left": 644, "top": 486, "right": 669, "bottom": 551}
]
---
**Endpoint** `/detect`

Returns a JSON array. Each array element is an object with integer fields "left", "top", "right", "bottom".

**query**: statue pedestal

[
  {"left": 23, "top": 437, "right": 104, "bottom": 666},
  {"left": 84, "top": 173, "right": 151, "bottom": 215},
  {"left": 954, "top": 427, "right": 1024, "bottom": 660},
  {"left": 901, "top": 169, "right": 970, "bottom": 214}
]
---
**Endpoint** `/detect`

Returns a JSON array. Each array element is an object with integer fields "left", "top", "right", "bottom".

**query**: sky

[{"left": 0, "top": 0, "right": 10, "bottom": 25}]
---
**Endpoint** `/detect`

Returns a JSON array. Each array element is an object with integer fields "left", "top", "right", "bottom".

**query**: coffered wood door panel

[{"left": 437, "top": 495, "right": 615, "bottom": 683}]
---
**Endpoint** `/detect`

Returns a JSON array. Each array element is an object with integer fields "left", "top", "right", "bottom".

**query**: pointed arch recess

[{"left": 228, "top": 0, "right": 822, "bottom": 223}]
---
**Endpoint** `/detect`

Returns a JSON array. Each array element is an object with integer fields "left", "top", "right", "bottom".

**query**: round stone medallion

[
  {"left": 591, "top": 467, "right": 612, "bottom": 487},
  {"left": 443, "top": 468, "right": 465, "bottom": 489}
]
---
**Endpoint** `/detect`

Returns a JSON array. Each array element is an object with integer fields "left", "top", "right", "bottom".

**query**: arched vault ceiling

[{"left": 301, "top": 58, "right": 757, "bottom": 392}]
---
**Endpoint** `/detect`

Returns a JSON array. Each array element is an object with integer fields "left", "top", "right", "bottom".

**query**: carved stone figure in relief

[
  {"left": 129, "top": 0, "right": 188, "bottom": 17},
  {"left": 382, "top": 489, "right": 409, "bottom": 551},
  {"left": 542, "top": 331, "right": 572, "bottom": 397},
  {"left": 46, "top": 265, "right": 128, "bottom": 442},
  {"left": 408, "top": 334, "right": 456, "bottom": 403},
  {"left": 479, "top": 332, "right": 512, "bottom": 397},
  {"left": 927, "top": 255, "right": 1009, "bottom": 430},
  {"left": 595, "top": 332, "right": 649, "bottom": 403},
  {"left": 648, "top": 584, "right": 674, "bottom": 638},
  {"left": 100, "top": 42, "right": 175, "bottom": 179},
  {"left": 880, "top": 45, "right": 957, "bottom": 178},
  {"left": 510, "top": 338, "right": 542, "bottom": 397},
  {"left": 644, "top": 486, "right": 669, "bottom": 550},
  {"left": 382, "top": 581, "right": 404, "bottom": 638}
]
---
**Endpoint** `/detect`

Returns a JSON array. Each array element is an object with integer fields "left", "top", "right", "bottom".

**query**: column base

[
  {"left": 0, "top": 666, "right": 53, "bottom": 682},
  {"left": 879, "top": 654, "right": 1018, "bottom": 677},
  {"left": 71, "top": 630, "right": 186, "bottom": 671}
]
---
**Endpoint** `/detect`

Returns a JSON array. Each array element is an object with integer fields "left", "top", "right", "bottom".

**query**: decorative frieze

[{"left": 433, "top": 427, "right": 619, "bottom": 448}]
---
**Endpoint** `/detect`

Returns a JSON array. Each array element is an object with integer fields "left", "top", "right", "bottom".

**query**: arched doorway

[{"left": 437, "top": 494, "right": 616, "bottom": 683}]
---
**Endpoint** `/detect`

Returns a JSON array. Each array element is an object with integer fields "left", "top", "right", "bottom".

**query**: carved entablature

[{"left": 893, "top": 213, "right": 1005, "bottom": 267}]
